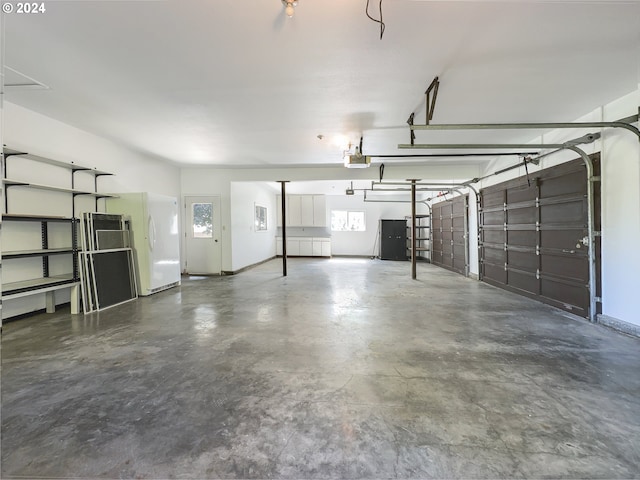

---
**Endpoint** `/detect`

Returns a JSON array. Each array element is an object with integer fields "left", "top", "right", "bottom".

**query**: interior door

[{"left": 184, "top": 196, "right": 222, "bottom": 275}]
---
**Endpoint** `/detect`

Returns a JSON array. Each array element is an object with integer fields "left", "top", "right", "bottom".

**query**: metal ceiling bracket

[
  {"left": 407, "top": 113, "right": 416, "bottom": 145},
  {"left": 425, "top": 77, "right": 440, "bottom": 125}
]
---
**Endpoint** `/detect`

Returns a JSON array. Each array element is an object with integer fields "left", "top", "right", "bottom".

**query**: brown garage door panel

[
  {"left": 483, "top": 229, "right": 505, "bottom": 245},
  {"left": 540, "top": 201, "right": 586, "bottom": 224},
  {"left": 540, "top": 229, "right": 588, "bottom": 250},
  {"left": 483, "top": 263, "right": 507, "bottom": 284},
  {"left": 540, "top": 170, "right": 586, "bottom": 197},
  {"left": 482, "top": 211, "right": 505, "bottom": 225},
  {"left": 440, "top": 230, "right": 453, "bottom": 241},
  {"left": 432, "top": 217, "right": 442, "bottom": 230},
  {"left": 507, "top": 185, "right": 537, "bottom": 204},
  {"left": 508, "top": 206, "right": 536, "bottom": 224},
  {"left": 484, "top": 247, "right": 506, "bottom": 264},
  {"left": 452, "top": 201, "right": 465, "bottom": 215},
  {"left": 541, "top": 254, "right": 588, "bottom": 280},
  {"left": 453, "top": 244, "right": 466, "bottom": 257},
  {"left": 541, "top": 279, "right": 588, "bottom": 316},
  {"left": 440, "top": 256, "right": 454, "bottom": 268},
  {"left": 453, "top": 257, "right": 466, "bottom": 273},
  {"left": 482, "top": 190, "right": 506, "bottom": 207},
  {"left": 507, "top": 230, "right": 537, "bottom": 247},
  {"left": 508, "top": 250, "right": 537, "bottom": 271},
  {"left": 508, "top": 269, "right": 539, "bottom": 295},
  {"left": 452, "top": 216, "right": 465, "bottom": 229}
]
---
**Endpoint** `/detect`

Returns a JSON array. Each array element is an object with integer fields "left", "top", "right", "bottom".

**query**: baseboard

[
  {"left": 223, "top": 256, "right": 277, "bottom": 275},
  {"left": 597, "top": 314, "right": 640, "bottom": 338}
]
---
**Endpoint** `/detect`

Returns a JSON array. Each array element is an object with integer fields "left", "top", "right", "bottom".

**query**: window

[
  {"left": 255, "top": 204, "right": 267, "bottom": 231},
  {"left": 331, "top": 210, "right": 365, "bottom": 231},
  {"left": 192, "top": 203, "right": 213, "bottom": 238}
]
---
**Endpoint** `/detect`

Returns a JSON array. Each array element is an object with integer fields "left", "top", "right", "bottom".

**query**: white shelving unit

[{"left": 1, "top": 147, "right": 116, "bottom": 320}]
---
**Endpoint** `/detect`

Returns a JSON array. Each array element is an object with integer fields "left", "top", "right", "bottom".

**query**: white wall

[
  {"left": 470, "top": 88, "right": 640, "bottom": 328},
  {"left": 327, "top": 194, "right": 426, "bottom": 257},
  {"left": 229, "top": 182, "right": 277, "bottom": 272},
  {"left": 2, "top": 102, "right": 181, "bottom": 318}
]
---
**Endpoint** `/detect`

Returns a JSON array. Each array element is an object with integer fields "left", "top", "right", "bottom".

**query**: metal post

[
  {"left": 279, "top": 181, "right": 289, "bottom": 277},
  {"left": 410, "top": 179, "right": 418, "bottom": 280}
]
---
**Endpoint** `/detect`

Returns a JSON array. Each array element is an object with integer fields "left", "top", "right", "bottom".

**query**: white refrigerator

[{"left": 106, "top": 193, "right": 181, "bottom": 295}]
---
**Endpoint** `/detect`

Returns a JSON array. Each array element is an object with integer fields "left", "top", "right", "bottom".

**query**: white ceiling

[{"left": 3, "top": 0, "right": 639, "bottom": 169}]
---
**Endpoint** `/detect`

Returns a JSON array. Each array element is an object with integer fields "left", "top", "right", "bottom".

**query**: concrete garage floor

[{"left": 1, "top": 258, "right": 639, "bottom": 479}]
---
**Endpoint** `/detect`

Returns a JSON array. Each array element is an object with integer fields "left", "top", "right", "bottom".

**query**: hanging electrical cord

[{"left": 366, "top": 0, "right": 385, "bottom": 39}]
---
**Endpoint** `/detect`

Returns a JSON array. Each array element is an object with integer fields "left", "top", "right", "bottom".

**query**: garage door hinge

[
  {"left": 595, "top": 296, "right": 602, "bottom": 302},
  {"left": 590, "top": 176, "right": 602, "bottom": 182},
  {"left": 536, "top": 269, "right": 540, "bottom": 280},
  {"left": 594, "top": 231, "right": 601, "bottom": 237},
  {"left": 536, "top": 245, "right": 540, "bottom": 256}
]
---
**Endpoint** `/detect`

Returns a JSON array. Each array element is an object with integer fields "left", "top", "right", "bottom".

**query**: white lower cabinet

[
  {"left": 299, "top": 239, "right": 313, "bottom": 256},
  {"left": 275, "top": 237, "right": 331, "bottom": 257},
  {"left": 321, "top": 240, "right": 331, "bottom": 257},
  {"left": 312, "top": 239, "right": 323, "bottom": 256},
  {"left": 286, "top": 238, "right": 300, "bottom": 256}
]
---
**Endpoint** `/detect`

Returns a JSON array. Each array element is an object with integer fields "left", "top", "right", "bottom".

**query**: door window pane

[{"left": 193, "top": 203, "right": 213, "bottom": 238}]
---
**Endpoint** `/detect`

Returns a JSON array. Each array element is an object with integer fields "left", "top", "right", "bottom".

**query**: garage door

[
  {"left": 479, "top": 156, "right": 601, "bottom": 319},
  {"left": 432, "top": 195, "right": 468, "bottom": 275}
]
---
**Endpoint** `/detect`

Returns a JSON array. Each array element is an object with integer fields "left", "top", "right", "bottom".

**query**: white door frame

[{"left": 183, "top": 195, "right": 222, "bottom": 275}]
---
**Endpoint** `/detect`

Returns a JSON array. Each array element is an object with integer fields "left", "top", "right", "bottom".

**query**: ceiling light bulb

[{"left": 285, "top": 4, "right": 294, "bottom": 16}]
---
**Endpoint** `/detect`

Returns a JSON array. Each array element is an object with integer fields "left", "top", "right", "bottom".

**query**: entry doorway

[{"left": 184, "top": 195, "right": 222, "bottom": 275}]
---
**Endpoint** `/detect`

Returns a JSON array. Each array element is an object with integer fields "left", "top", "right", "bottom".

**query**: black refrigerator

[{"left": 380, "top": 219, "right": 407, "bottom": 260}]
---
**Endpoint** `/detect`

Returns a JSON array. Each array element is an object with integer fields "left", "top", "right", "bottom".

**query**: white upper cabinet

[
  {"left": 312, "top": 195, "right": 327, "bottom": 227},
  {"left": 287, "top": 195, "right": 302, "bottom": 226},
  {"left": 300, "top": 196, "right": 314, "bottom": 225},
  {"left": 277, "top": 194, "right": 326, "bottom": 227}
]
